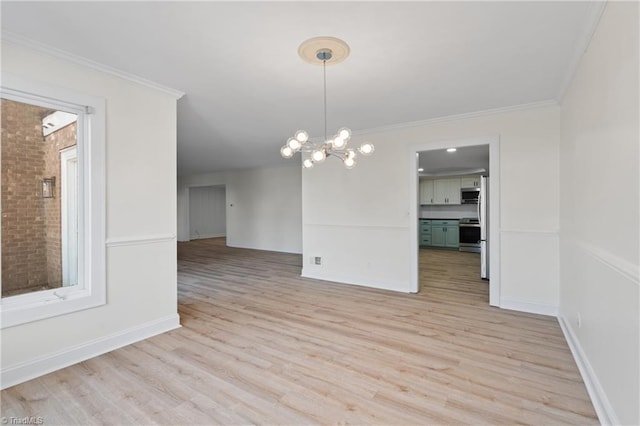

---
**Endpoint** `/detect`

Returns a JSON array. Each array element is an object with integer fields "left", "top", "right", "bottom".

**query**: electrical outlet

[{"left": 311, "top": 256, "right": 322, "bottom": 265}]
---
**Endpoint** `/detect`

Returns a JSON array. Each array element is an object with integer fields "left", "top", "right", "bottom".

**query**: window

[{"left": 1, "top": 74, "right": 105, "bottom": 328}]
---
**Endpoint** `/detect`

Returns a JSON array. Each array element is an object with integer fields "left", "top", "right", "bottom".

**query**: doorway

[
  {"left": 188, "top": 185, "right": 227, "bottom": 240},
  {"left": 408, "top": 136, "right": 500, "bottom": 306}
]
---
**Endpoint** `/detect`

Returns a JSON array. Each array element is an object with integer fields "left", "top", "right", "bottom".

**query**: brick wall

[
  {"left": 1, "top": 99, "right": 77, "bottom": 296},
  {"left": 1, "top": 99, "right": 50, "bottom": 295}
]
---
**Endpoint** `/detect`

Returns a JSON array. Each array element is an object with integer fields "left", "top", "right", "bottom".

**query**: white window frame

[
  {"left": 0, "top": 74, "right": 106, "bottom": 328},
  {"left": 60, "top": 146, "right": 78, "bottom": 287}
]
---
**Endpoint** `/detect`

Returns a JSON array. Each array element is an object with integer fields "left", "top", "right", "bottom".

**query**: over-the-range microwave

[{"left": 461, "top": 188, "right": 480, "bottom": 204}]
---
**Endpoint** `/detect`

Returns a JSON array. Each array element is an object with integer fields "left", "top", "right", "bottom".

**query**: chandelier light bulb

[
  {"left": 295, "top": 130, "right": 309, "bottom": 143},
  {"left": 287, "top": 137, "right": 302, "bottom": 151},
  {"left": 302, "top": 158, "right": 314, "bottom": 169},
  {"left": 344, "top": 156, "right": 356, "bottom": 169},
  {"left": 332, "top": 136, "right": 347, "bottom": 150},
  {"left": 280, "top": 145, "right": 294, "bottom": 159},
  {"left": 358, "top": 142, "right": 375, "bottom": 156},
  {"left": 312, "top": 149, "right": 326, "bottom": 162},
  {"left": 346, "top": 149, "right": 356, "bottom": 160},
  {"left": 338, "top": 127, "right": 351, "bottom": 141}
]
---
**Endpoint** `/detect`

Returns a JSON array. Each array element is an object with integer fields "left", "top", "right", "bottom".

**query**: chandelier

[{"left": 280, "top": 37, "right": 374, "bottom": 169}]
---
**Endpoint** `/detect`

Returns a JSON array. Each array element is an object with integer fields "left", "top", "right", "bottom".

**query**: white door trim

[
  {"left": 61, "top": 146, "right": 78, "bottom": 287},
  {"left": 408, "top": 136, "right": 501, "bottom": 307}
]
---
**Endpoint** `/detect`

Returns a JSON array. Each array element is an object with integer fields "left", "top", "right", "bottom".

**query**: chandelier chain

[{"left": 323, "top": 59, "right": 327, "bottom": 143}]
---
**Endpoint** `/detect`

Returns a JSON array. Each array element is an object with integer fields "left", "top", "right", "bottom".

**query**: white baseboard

[
  {"left": 189, "top": 232, "right": 225, "bottom": 240},
  {"left": 499, "top": 297, "right": 558, "bottom": 316},
  {"left": 558, "top": 315, "right": 618, "bottom": 425},
  {"left": 301, "top": 269, "right": 412, "bottom": 293},
  {"left": 1, "top": 314, "right": 181, "bottom": 390},
  {"left": 106, "top": 233, "right": 176, "bottom": 247}
]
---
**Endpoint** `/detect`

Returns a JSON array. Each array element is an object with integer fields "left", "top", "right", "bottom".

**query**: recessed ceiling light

[
  {"left": 446, "top": 148, "right": 457, "bottom": 153},
  {"left": 418, "top": 168, "right": 424, "bottom": 172}
]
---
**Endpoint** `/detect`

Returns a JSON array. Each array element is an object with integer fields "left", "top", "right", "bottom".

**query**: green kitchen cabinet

[
  {"left": 419, "top": 220, "right": 432, "bottom": 247},
  {"left": 430, "top": 220, "right": 459, "bottom": 248}
]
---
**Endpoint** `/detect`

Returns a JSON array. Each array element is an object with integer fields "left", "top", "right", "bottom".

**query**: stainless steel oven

[{"left": 459, "top": 218, "right": 481, "bottom": 253}]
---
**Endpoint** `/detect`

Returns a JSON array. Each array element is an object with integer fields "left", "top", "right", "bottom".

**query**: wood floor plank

[{"left": 1, "top": 238, "right": 598, "bottom": 425}]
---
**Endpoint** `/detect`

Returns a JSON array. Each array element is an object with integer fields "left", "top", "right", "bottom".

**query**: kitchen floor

[{"left": 419, "top": 248, "right": 488, "bottom": 301}]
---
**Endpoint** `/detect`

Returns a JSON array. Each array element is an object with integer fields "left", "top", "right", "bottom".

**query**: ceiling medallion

[{"left": 280, "top": 36, "right": 374, "bottom": 169}]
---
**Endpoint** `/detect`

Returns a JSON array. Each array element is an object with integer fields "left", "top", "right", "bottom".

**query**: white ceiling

[
  {"left": 419, "top": 145, "right": 489, "bottom": 177},
  {"left": 2, "top": 2, "right": 599, "bottom": 176}
]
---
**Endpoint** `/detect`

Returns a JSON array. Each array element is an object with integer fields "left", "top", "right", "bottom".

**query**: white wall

[
  {"left": 303, "top": 105, "right": 561, "bottom": 313},
  {"left": 189, "top": 185, "right": 226, "bottom": 239},
  {"left": 178, "top": 164, "right": 302, "bottom": 254},
  {"left": 0, "top": 43, "right": 180, "bottom": 383},
  {"left": 420, "top": 203, "right": 478, "bottom": 219},
  {"left": 559, "top": 2, "right": 639, "bottom": 424}
]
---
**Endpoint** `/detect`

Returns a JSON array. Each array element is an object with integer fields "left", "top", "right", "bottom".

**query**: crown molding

[
  {"left": 555, "top": 1, "right": 607, "bottom": 103},
  {"left": 352, "top": 99, "right": 559, "bottom": 137},
  {"left": 1, "top": 31, "right": 185, "bottom": 100}
]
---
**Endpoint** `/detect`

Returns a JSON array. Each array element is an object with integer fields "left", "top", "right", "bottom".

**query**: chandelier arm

[{"left": 327, "top": 150, "right": 347, "bottom": 161}]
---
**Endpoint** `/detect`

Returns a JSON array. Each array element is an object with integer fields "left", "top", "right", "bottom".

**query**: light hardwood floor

[{"left": 1, "top": 239, "right": 598, "bottom": 425}]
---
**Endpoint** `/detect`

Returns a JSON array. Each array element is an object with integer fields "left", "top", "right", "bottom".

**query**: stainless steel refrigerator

[{"left": 479, "top": 176, "right": 489, "bottom": 279}]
